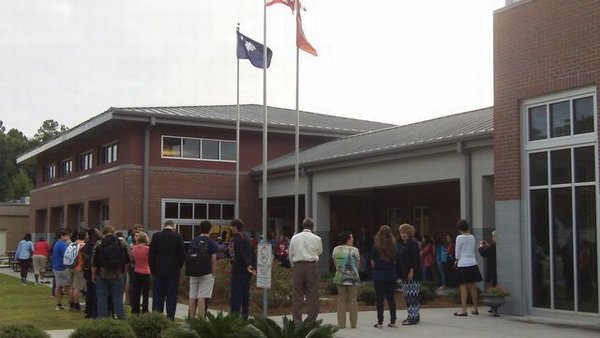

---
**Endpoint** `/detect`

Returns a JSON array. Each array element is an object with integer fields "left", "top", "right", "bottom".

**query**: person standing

[
  {"left": 434, "top": 234, "right": 448, "bottom": 289},
  {"left": 332, "top": 231, "right": 360, "bottom": 329},
  {"left": 398, "top": 223, "right": 421, "bottom": 325},
  {"left": 370, "top": 225, "right": 397, "bottom": 328},
  {"left": 92, "top": 224, "right": 130, "bottom": 319},
  {"left": 82, "top": 227, "right": 101, "bottom": 319},
  {"left": 32, "top": 237, "right": 51, "bottom": 285},
  {"left": 453, "top": 219, "right": 482, "bottom": 317},
  {"left": 186, "top": 220, "right": 218, "bottom": 319},
  {"left": 420, "top": 235, "right": 434, "bottom": 282},
  {"left": 149, "top": 220, "right": 186, "bottom": 320},
  {"left": 289, "top": 218, "right": 323, "bottom": 324},
  {"left": 229, "top": 219, "right": 255, "bottom": 319},
  {"left": 52, "top": 229, "right": 71, "bottom": 310},
  {"left": 68, "top": 231, "right": 87, "bottom": 311},
  {"left": 130, "top": 231, "right": 151, "bottom": 314},
  {"left": 15, "top": 233, "right": 34, "bottom": 284},
  {"left": 478, "top": 230, "right": 497, "bottom": 288}
]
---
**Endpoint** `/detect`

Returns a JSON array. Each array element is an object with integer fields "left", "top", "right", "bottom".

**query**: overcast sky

[{"left": 0, "top": 0, "right": 505, "bottom": 137}]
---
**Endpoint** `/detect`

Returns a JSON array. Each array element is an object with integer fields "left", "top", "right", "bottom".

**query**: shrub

[
  {"left": 161, "top": 325, "right": 200, "bottom": 338},
  {"left": 188, "top": 311, "right": 251, "bottom": 338},
  {"left": 0, "top": 324, "right": 50, "bottom": 338},
  {"left": 357, "top": 283, "right": 376, "bottom": 305},
  {"left": 324, "top": 276, "right": 337, "bottom": 295},
  {"left": 213, "top": 259, "right": 232, "bottom": 304},
  {"left": 69, "top": 318, "right": 135, "bottom": 338},
  {"left": 419, "top": 281, "right": 438, "bottom": 303},
  {"left": 266, "top": 263, "right": 293, "bottom": 307},
  {"left": 250, "top": 316, "right": 338, "bottom": 338},
  {"left": 448, "top": 286, "right": 483, "bottom": 304},
  {"left": 485, "top": 286, "right": 511, "bottom": 297},
  {"left": 128, "top": 312, "right": 174, "bottom": 338}
]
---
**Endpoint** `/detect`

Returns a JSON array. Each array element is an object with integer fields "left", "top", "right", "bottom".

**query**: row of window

[
  {"left": 43, "top": 142, "right": 118, "bottom": 182},
  {"left": 162, "top": 136, "right": 236, "bottom": 162}
]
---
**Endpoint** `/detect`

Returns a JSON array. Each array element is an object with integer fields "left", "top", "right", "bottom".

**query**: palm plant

[
  {"left": 249, "top": 316, "right": 338, "bottom": 338},
  {"left": 188, "top": 312, "right": 253, "bottom": 338}
]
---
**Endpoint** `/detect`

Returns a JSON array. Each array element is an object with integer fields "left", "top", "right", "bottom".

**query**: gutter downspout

[{"left": 142, "top": 117, "right": 155, "bottom": 232}]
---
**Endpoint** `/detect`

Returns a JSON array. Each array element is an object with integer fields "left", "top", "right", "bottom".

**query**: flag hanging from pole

[
  {"left": 237, "top": 31, "right": 273, "bottom": 68},
  {"left": 296, "top": 10, "right": 317, "bottom": 56},
  {"left": 267, "top": 0, "right": 316, "bottom": 56}
]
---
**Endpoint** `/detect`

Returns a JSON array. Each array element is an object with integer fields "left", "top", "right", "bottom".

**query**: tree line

[{"left": 0, "top": 119, "right": 68, "bottom": 202}]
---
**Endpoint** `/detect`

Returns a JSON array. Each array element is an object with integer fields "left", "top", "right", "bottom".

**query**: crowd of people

[{"left": 11, "top": 217, "right": 496, "bottom": 329}]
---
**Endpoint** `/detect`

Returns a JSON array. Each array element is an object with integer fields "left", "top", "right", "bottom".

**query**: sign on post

[{"left": 256, "top": 243, "right": 272, "bottom": 289}]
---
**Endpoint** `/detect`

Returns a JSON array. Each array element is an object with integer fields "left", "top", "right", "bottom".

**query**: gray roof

[
  {"left": 256, "top": 107, "right": 494, "bottom": 173},
  {"left": 111, "top": 104, "right": 394, "bottom": 135},
  {"left": 17, "top": 104, "right": 394, "bottom": 164}
]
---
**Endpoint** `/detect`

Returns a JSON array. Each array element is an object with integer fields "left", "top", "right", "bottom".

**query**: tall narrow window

[{"left": 101, "top": 142, "right": 118, "bottom": 165}]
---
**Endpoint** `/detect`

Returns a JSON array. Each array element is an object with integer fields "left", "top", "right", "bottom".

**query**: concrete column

[{"left": 314, "top": 192, "right": 331, "bottom": 274}]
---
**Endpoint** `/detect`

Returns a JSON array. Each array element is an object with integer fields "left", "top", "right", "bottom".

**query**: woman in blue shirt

[
  {"left": 15, "top": 233, "right": 34, "bottom": 284},
  {"left": 370, "top": 225, "right": 397, "bottom": 328}
]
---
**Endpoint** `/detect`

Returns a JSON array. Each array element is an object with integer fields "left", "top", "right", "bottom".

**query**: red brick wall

[{"left": 493, "top": 0, "right": 600, "bottom": 201}]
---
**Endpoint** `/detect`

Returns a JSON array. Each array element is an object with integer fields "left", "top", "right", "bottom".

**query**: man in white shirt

[{"left": 288, "top": 218, "right": 323, "bottom": 323}]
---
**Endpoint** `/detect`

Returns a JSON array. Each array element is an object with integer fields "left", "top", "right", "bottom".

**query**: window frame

[{"left": 161, "top": 135, "right": 236, "bottom": 163}]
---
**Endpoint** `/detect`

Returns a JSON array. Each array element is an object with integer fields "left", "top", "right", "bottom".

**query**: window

[
  {"left": 100, "top": 203, "right": 109, "bottom": 222},
  {"left": 61, "top": 159, "right": 73, "bottom": 177},
  {"left": 161, "top": 135, "right": 236, "bottom": 162},
  {"left": 527, "top": 95, "right": 595, "bottom": 142},
  {"left": 101, "top": 142, "right": 118, "bottom": 165},
  {"left": 79, "top": 151, "right": 93, "bottom": 171},
  {"left": 525, "top": 87, "right": 598, "bottom": 313},
  {"left": 162, "top": 198, "right": 236, "bottom": 242},
  {"left": 44, "top": 164, "right": 56, "bottom": 181}
]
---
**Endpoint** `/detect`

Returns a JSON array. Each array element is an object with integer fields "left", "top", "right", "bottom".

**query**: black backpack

[
  {"left": 185, "top": 237, "right": 211, "bottom": 277},
  {"left": 98, "top": 235, "right": 125, "bottom": 270}
]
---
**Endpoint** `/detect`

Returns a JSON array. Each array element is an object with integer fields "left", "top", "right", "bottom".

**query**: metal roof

[
  {"left": 111, "top": 104, "right": 394, "bottom": 134},
  {"left": 256, "top": 107, "right": 494, "bottom": 173},
  {"left": 17, "top": 104, "right": 395, "bottom": 164}
]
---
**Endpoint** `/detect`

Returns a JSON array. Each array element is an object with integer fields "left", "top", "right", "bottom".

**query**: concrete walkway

[{"left": 2, "top": 268, "right": 599, "bottom": 338}]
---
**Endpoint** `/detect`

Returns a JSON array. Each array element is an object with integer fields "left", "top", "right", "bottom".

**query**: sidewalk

[{"left": 2, "top": 268, "right": 599, "bottom": 338}]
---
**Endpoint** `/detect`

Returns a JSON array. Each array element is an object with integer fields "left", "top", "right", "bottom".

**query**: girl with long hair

[{"left": 370, "top": 225, "right": 397, "bottom": 328}]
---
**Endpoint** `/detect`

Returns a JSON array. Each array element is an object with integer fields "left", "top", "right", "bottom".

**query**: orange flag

[
  {"left": 296, "top": 10, "right": 317, "bottom": 56},
  {"left": 267, "top": 0, "right": 317, "bottom": 56}
]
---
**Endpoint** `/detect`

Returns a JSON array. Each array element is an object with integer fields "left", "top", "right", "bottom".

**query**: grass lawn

[{"left": 0, "top": 272, "right": 88, "bottom": 330}]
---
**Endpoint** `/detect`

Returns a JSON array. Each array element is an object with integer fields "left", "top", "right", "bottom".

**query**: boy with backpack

[
  {"left": 185, "top": 220, "right": 218, "bottom": 319},
  {"left": 91, "top": 224, "right": 130, "bottom": 319},
  {"left": 64, "top": 231, "right": 87, "bottom": 311}
]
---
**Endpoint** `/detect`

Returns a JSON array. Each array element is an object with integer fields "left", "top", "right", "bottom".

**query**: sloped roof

[
  {"left": 256, "top": 107, "right": 494, "bottom": 173},
  {"left": 17, "top": 104, "right": 394, "bottom": 164},
  {"left": 112, "top": 104, "right": 395, "bottom": 135}
]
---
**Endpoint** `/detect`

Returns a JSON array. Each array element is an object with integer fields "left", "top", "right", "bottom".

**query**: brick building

[
  {"left": 16, "top": 105, "right": 393, "bottom": 242},
  {"left": 494, "top": 0, "right": 599, "bottom": 317}
]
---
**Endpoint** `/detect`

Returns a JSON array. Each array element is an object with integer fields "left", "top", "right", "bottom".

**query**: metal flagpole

[
  {"left": 235, "top": 24, "right": 241, "bottom": 220},
  {"left": 294, "top": 0, "right": 300, "bottom": 236},
  {"left": 262, "top": 0, "right": 269, "bottom": 317}
]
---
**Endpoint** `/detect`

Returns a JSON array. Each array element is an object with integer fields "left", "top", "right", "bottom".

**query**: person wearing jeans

[{"left": 229, "top": 219, "right": 255, "bottom": 319}]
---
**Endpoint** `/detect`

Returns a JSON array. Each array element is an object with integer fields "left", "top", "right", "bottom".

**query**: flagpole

[
  {"left": 294, "top": 0, "right": 300, "bottom": 235},
  {"left": 235, "top": 24, "right": 241, "bottom": 220},
  {"left": 262, "top": 0, "right": 269, "bottom": 317}
]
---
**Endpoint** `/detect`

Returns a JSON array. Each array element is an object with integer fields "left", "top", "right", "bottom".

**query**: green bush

[
  {"left": 357, "top": 283, "right": 376, "bottom": 305},
  {"left": 188, "top": 311, "right": 251, "bottom": 338},
  {"left": 0, "top": 324, "right": 50, "bottom": 338},
  {"left": 128, "top": 312, "right": 174, "bottom": 338},
  {"left": 68, "top": 318, "right": 135, "bottom": 338},
  {"left": 324, "top": 276, "right": 337, "bottom": 295},
  {"left": 419, "top": 281, "right": 438, "bottom": 303},
  {"left": 161, "top": 325, "right": 200, "bottom": 338},
  {"left": 266, "top": 263, "right": 293, "bottom": 307},
  {"left": 250, "top": 316, "right": 338, "bottom": 338},
  {"left": 448, "top": 286, "right": 483, "bottom": 304}
]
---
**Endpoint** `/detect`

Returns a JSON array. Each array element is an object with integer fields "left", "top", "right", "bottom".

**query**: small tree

[{"left": 7, "top": 169, "right": 33, "bottom": 200}]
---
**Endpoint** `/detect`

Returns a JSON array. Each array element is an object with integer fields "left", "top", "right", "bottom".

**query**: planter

[{"left": 482, "top": 294, "right": 506, "bottom": 317}]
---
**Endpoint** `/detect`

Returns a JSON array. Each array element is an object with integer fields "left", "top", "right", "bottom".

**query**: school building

[{"left": 16, "top": 0, "right": 599, "bottom": 321}]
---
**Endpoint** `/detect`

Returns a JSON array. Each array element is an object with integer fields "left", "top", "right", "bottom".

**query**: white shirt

[
  {"left": 289, "top": 229, "right": 323, "bottom": 265},
  {"left": 455, "top": 233, "right": 478, "bottom": 267}
]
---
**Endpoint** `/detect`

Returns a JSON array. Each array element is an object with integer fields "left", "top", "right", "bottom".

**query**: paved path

[{"left": 2, "top": 268, "right": 599, "bottom": 338}]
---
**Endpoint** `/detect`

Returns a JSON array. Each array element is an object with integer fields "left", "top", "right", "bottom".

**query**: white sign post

[{"left": 256, "top": 243, "right": 272, "bottom": 289}]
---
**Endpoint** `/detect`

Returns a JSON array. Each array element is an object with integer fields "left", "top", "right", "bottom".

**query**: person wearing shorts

[
  {"left": 52, "top": 229, "right": 71, "bottom": 310},
  {"left": 188, "top": 220, "right": 217, "bottom": 319},
  {"left": 33, "top": 237, "right": 51, "bottom": 284}
]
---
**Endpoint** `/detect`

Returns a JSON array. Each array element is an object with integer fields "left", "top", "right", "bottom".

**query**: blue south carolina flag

[{"left": 237, "top": 31, "right": 273, "bottom": 69}]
